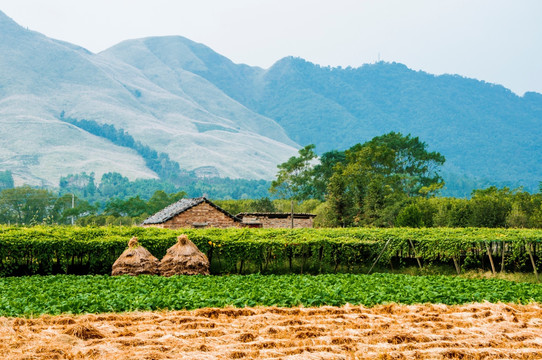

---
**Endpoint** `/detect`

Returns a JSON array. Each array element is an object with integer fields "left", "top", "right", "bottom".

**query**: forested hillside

[
  {"left": 249, "top": 59, "right": 541, "bottom": 194},
  {"left": 149, "top": 44, "right": 541, "bottom": 196},
  {"left": 1, "top": 9, "right": 540, "bottom": 196}
]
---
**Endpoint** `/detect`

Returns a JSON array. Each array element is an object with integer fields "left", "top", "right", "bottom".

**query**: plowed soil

[{"left": 1, "top": 303, "right": 541, "bottom": 359}]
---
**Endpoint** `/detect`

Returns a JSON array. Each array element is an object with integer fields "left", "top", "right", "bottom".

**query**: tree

[
  {"left": 325, "top": 132, "right": 445, "bottom": 227},
  {"left": 99, "top": 172, "right": 130, "bottom": 198},
  {"left": 326, "top": 163, "right": 354, "bottom": 227},
  {"left": 312, "top": 150, "right": 346, "bottom": 200},
  {"left": 147, "top": 190, "right": 186, "bottom": 214},
  {"left": 468, "top": 186, "right": 512, "bottom": 227},
  {"left": 361, "top": 132, "right": 445, "bottom": 196},
  {"left": 59, "top": 172, "right": 96, "bottom": 198},
  {"left": 0, "top": 186, "right": 56, "bottom": 225},
  {"left": 506, "top": 203, "right": 529, "bottom": 228},
  {"left": 270, "top": 144, "right": 318, "bottom": 227},
  {"left": 104, "top": 196, "right": 147, "bottom": 217},
  {"left": 53, "top": 194, "right": 96, "bottom": 224},
  {"left": 147, "top": 190, "right": 172, "bottom": 214},
  {"left": 270, "top": 144, "right": 318, "bottom": 200},
  {"left": 395, "top": 203, "right": 424, "bottom": 227},
  {"left": 250, "top": 197, "right": 276, "bottom": 212}
]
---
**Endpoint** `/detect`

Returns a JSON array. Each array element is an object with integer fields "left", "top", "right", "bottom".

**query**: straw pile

[
  {"left": 159, "top": 234, "right": 210, "bottom": 276},
  {"left": 63, "top": 323, "right": 104, "bottom": 340},
  {"left": 3, "top": 303, "right": 542, "bottom": 359},
  {"left": 111, "top": 237, "right": 159, "bottom": 276}
]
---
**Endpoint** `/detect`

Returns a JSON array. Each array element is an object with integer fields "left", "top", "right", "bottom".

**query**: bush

[{"left": 395, "top": 204, "right": 424, "bottom": 227}]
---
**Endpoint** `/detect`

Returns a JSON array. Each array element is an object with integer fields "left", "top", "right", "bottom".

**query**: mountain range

[
  {"left": 0, "top": 10, "right": 541, "bottom": 196},
  {"left": 0, "top": 11, "right": 297, "bottom": 187}
]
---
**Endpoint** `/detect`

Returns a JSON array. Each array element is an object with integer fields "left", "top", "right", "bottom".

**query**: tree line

[
  {"left": 270, "top": 132, "right": 542, "bottom": 228},
  {"left": 58, "top": 172, "right": 271, "bottom": 203},
  {"left": 0, "top": 184, "right": 322, "bottom": 226},
  {"left": 0, "top": 186, "right": 186, "bottom": 226},
  {"left": 60, "top": 114, "right": 184, "bottom": 183},
  {"left": 1, "top": 132, "right": 541, "bottom": 228}
]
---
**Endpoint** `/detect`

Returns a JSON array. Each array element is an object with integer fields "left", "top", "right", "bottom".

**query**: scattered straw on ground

[{"left": 1, "top": 303, "right": 541, "bottom": 359}]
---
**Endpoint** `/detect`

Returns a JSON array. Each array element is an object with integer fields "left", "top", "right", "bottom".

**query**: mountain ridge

[
  {"left": 161, "top": 53, "right": 540, "bottom": 195},
  {"left": 0, "top": 10, "right": 540, "bottom": 196},
  {"left": 0, "top": 11, "right": 299, "bottom": 186}
]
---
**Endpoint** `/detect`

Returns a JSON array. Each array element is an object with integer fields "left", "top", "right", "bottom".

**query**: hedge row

[{"left": 0, "top": 226, "right": 541, "bottom": 276}]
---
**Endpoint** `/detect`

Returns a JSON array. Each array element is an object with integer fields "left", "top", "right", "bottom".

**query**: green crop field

[{"left": 1, "top": 273, "right": 541, "bottom": 317}]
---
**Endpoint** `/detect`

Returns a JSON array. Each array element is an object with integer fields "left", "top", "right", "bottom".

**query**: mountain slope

[
  {"left": 1, "top": 9, "right": 540, "bottom": 195},
  {"left": 0, "top": 11, "right": 298, "bottom": 186},
  {"left": 0, "top": 12, "right": 159, "bottom": 186},
  {"left": 162, "top": 53, "right": 542, "bottom": 194},
  {"left": 255, "top": 59, "right": 542, "bottom": 192}
]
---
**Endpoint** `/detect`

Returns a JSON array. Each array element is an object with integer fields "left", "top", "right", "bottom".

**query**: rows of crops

[
  {"left": 1, "top": 273, "right": 541, "bottom": 317},
  {"left": 0, "top": 226, "right": 540, "bottom": 276}
]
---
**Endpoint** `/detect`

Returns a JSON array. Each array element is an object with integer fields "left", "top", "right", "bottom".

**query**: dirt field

[{"left": 1, "top": 303, "right": 541, "bottom": 359}]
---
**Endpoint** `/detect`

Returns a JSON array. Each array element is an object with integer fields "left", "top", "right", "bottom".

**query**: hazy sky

[{"left": 1, "top": 0, "right": 541, "bottom": 95}]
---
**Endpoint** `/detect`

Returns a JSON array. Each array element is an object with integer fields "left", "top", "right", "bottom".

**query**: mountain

[
  {"left": 256, "top": 59, "right": 542, "bottom": 195},
  {"left": 1, "top": 10, "right": 541, "bottom": 196},
  {"left": 0, "top": 11, "right": 298, "bottom": 187},
  {"left": 161, "top": 53, "right": 542, "bottom": 195}
]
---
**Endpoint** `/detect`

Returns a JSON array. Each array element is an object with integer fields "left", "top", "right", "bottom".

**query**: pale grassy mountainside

[
  {"left": 1, "top": 8, "right": 541, "bottom": 195},
  {"left": 0, "top": 11, "right": 298, "bottom": 186},
  {"left": 122, "top": 37, "right": 541, "bottom": 195},
  {"left": 0, "top": 12, "right": 157, "bottom": 185}
]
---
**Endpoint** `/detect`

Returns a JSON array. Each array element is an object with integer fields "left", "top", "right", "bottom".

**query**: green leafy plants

[
  {"left": 0, "top": 273, "right": 540, "bottom": 317},
  {"left": 0, "top": 226, "right": 540, "bottom": 276}
]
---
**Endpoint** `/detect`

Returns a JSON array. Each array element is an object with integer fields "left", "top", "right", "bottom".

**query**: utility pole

[
  {"left": 71, "top": 193, "right": 75, "bottom": 226},
  {"left": 291, "top": 199, "right": 294, "bottom": 229}
]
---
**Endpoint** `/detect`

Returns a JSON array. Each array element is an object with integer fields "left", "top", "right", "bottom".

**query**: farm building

[
  {"left": 236, "top": 212, "right": 316, "bottom": 228},
  {"left": 142, "top": 197, "right": 242, "bottom": 229}
]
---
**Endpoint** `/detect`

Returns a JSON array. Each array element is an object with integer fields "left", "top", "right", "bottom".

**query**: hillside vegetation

[
  {"left": 174, "top": 54, "right": 542, "bottom": 196},
  {"left": 0, "top": 10, "right": 540, "bottom": 196}
]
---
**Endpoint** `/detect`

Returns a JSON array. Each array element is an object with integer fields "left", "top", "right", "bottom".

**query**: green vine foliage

[{"left": 0, "top": 226, "right": 540, "bottom": 276}]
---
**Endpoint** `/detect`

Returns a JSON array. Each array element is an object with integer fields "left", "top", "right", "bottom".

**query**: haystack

[
  {"left": 159, "top": 234, "right": 210, "bottom": 276},
  {"left": 111, "top": 237, "right": 159, "bottom": 276}
]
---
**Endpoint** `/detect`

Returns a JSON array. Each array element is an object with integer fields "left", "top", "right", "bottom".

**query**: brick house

[
  {"left": 236, "top": 212, "right": 316, "bottom": 228},
  {"left": 142, "top": 197, "right": 242, "bottom": 229}
]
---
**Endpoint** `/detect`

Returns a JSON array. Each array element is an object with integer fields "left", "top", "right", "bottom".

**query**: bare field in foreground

[{"left": 1, "top": 303, "right": 541, "bottom": 360}]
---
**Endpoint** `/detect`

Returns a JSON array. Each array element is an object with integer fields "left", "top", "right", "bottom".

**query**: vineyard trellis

[{"left": 0, "top": 226, "right": 540, "bottom": 278}]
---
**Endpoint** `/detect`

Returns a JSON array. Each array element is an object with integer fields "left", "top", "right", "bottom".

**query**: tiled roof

[
  {"left": 142, "top": 197, "right": 241, "bottom": 225},
  {"left": 236, "top": 212, "right": 317, "bottom": 219}
]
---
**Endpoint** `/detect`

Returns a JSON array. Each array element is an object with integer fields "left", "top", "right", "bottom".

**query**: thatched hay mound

[
  {"left": 111, "top": 237, "right": 159, "bottom": 276},
  {"left": 159, "top": 234, "right": 210, "bottom": 276},
  {"left": 63, "top": 323, "right": 104, "bottom": 340}
]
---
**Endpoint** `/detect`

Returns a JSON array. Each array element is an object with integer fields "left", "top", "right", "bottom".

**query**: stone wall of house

[
  {"left": 144, "top": 202, "right": 241, "bottom": 229},
  {"left": 241, "top": 215, "right": 314, "bottom": 229}
]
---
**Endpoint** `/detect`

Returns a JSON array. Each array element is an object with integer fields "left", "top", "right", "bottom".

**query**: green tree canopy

[
  {"left": 324, "top": 132, "right": 445, "bottom": 226},
  {"left": 353, "top": 132, "right": 445, "bottom": 196},
  {"left": 0, "top": 186, "right": 56, "bottom": 225},
  {"left": 269, "top": 144, "right": 318, "bottom": 200},
  {"left": 312, "top": 150, "right": 346, "bottom": 200}
]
